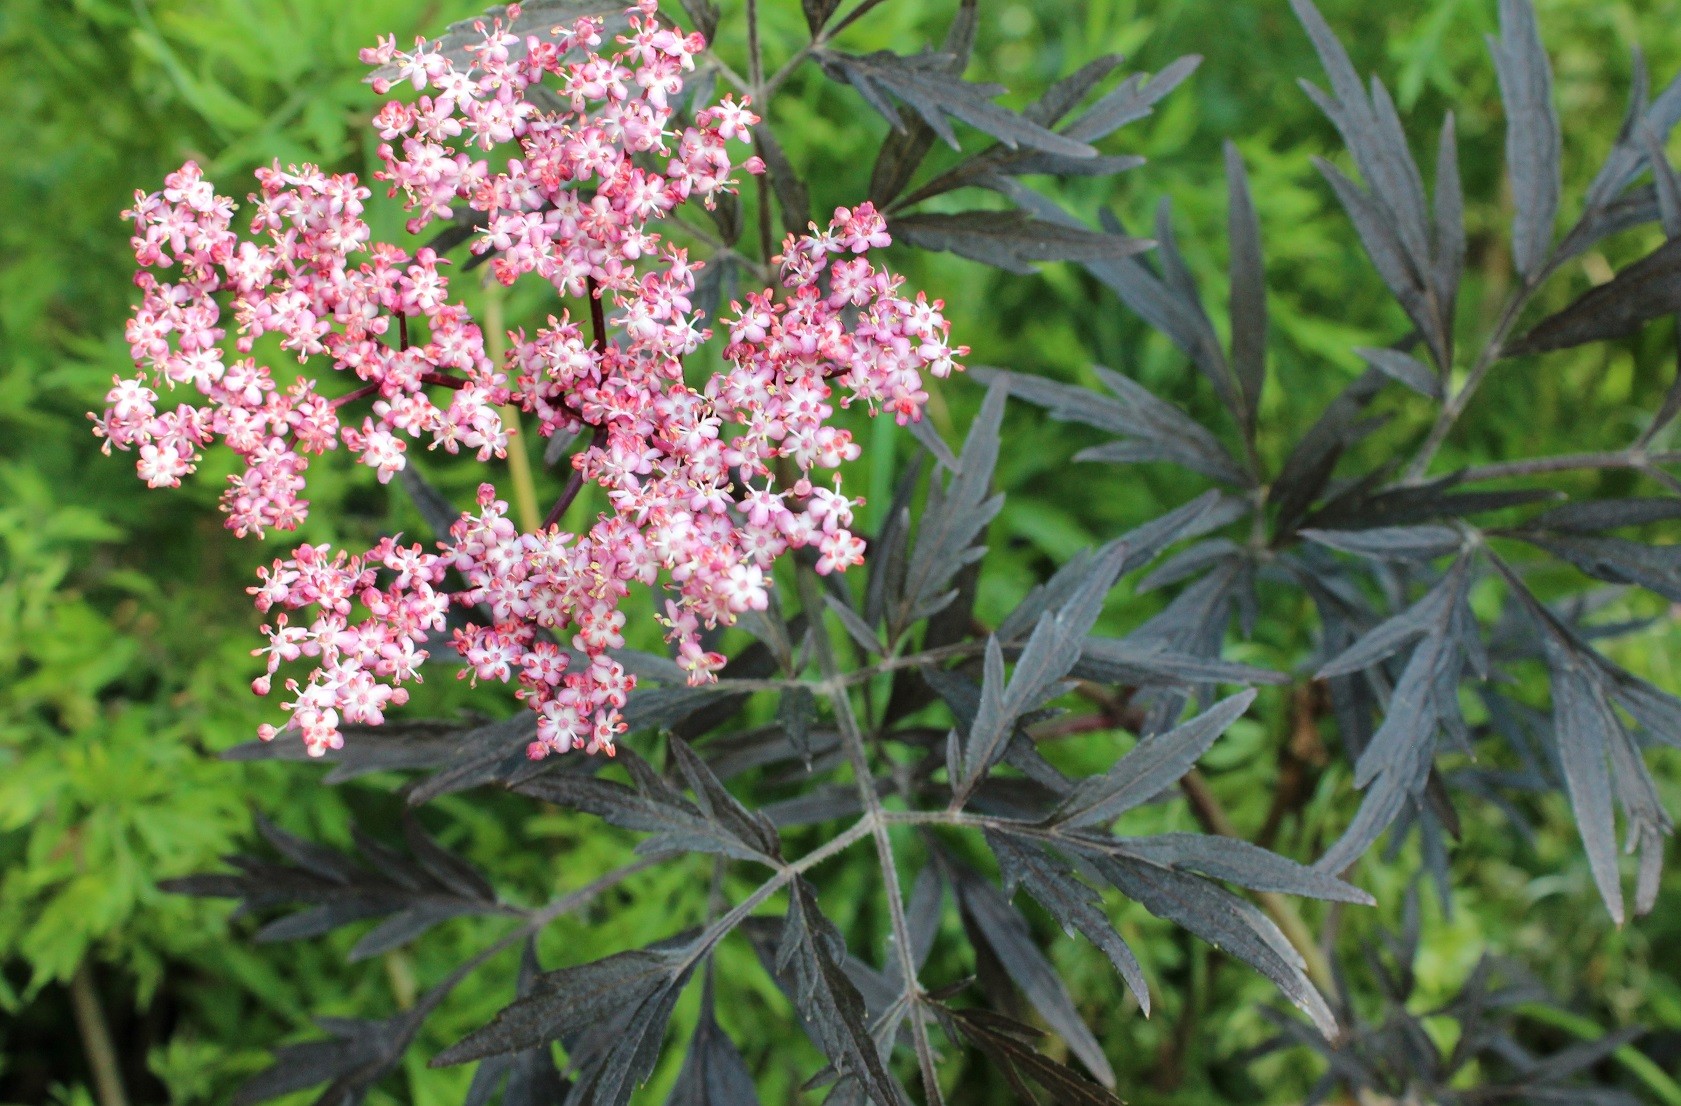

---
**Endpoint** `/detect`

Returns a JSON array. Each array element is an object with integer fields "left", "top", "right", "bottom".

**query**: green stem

[
  {"left": 798, "top": 567, "right": 947, "bottom": 1104},
  {"left": 679, "top": 814, "right": 876, "bottom": 976},
  {"left": 884, "top": 781, "right": 1340, "bottom": 1004},
  {"left": 484, "top": 281, "right": 540, "bottom": 532},
  {"left": 68, "top": 958, "right": 129, "bottom": 1106},
  {"left": 417, "top": 856, "right": 667, "bottom": 1016}
]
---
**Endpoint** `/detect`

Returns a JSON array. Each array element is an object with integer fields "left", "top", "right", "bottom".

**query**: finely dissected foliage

[{"left": 93, "top": 0, "right": 1681, "bottom": 1102}]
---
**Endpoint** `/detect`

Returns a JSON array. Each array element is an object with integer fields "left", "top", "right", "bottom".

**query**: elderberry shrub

[{"left": 105, "top": 0, "right": 1681, "bottom": 1101}]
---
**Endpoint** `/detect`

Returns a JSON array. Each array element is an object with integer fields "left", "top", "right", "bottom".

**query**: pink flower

[{"left": 99, "top": 3, "right": 966, "bottom": 758}]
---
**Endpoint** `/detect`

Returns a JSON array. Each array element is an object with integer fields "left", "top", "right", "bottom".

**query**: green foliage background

[{"left": 3, "top": 0, "right": 1681, "bottom": 1101}]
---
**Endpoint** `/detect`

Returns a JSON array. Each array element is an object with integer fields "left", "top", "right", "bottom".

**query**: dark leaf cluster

[{"left": 164, "top": 812, "right": 511, "bottom": 963}]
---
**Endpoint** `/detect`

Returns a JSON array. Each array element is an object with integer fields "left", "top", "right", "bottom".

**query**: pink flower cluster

[
  {"left": 99, "top": 160, "right": 511, "bottom": 537},
  {"left": 96, "top": 2, "right": 965, "bottom": 758},
  {"left": 249, "top": 538, "right": 446, "bottom": 752}
]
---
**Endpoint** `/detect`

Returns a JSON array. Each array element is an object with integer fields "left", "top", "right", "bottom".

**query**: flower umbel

[{"left": 96, "top": 2, "right": 966, "bottom": 758}]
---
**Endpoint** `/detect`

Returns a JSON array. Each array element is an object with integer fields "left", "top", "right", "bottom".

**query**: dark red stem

[
  {"left": 541, "top": 426, "right": 600, "bottom": 529},
  {"left": 586, "top": 275, "right": 608, "bottom": 356},
  {"left": 538, "top": 278, "right": 612, "bottom": 531},
  {"left": 332, "top": 382, "right": 381, "bottom": 409},
  {"left": 541, "top": 469, "right": 586, "bottom": 530}
]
